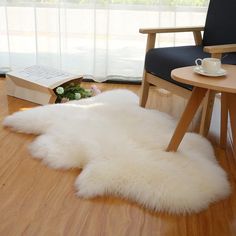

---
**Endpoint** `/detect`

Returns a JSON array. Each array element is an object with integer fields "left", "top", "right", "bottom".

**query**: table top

[{"left": 171, "top": 64, "right": 236, "bottom": 93}]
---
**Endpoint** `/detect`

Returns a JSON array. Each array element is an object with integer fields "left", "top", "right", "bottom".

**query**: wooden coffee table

[{"left": 166, "top": 64, "right": 236, "bottom": 152}]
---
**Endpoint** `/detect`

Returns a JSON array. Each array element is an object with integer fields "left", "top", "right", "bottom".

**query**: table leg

[
  {"left": 227, "top": 93, "right": 236, "bottom": 151},
  {"left": 166, "top": 87, "right": 208, "bottom": 152},
  {"left": 220, "top": 93, "right": 228, "bottom": 148},
  {"left": 199, "top": 90, "right": 216, "bottom": 137}
]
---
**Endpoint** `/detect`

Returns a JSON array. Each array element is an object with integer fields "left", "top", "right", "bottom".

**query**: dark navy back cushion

[{"left": 203, "top": 0, "right": 236, "bottom": 46}]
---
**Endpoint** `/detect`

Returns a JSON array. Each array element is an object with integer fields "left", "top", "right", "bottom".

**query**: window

[{"left": 0, "top": 0, "right": 209, "bottom": 81}]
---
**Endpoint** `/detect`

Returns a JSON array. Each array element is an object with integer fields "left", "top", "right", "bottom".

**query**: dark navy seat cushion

[{"left": 145, "top": 45, "right": 236, "bottom": 91}]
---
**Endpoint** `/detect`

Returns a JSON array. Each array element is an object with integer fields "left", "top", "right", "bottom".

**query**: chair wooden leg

[
  {"left": 139, "top": 72, "right": 150, "bottom": 107},
  {"left": 220, "top": 93, "right": 228, "bottom": 148},
  {"left": 199, "top": 90, "right": 216, "bottom": 136},
  {"left": 166, "top": 87, "right": 208, "bottom": 152}
]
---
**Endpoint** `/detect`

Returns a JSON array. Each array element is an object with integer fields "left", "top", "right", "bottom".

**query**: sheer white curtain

[{"left": 0, "top": 0, "right": 209, "bottom": 82}]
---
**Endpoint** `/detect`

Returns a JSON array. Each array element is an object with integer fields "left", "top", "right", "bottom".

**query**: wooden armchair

[{"left": 140, "top": 0, "right": 236, "bottom": 136}]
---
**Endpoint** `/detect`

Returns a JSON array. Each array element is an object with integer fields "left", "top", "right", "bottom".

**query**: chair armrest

[
  {"left": 204, "top": 44, "right": 236, "bottom": 54},
  {"left": 140, "top": 26, "right": 204, "bottom": 50},
  {"left": 139, "top": 26, "right": 204, "bottom": 34}
]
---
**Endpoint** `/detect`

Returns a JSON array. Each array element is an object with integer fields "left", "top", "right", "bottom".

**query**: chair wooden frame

[{"left": 139, "top": 26, "right": 236, "bottom": 136}]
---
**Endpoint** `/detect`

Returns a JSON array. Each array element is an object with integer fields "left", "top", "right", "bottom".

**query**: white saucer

[{"left": 193, "top": 66, "right": 227, "bottom": 77}]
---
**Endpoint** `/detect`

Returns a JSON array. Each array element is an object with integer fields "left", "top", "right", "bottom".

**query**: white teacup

[{"left": 195, "top": 58, "right": 221, "bottom": 74}]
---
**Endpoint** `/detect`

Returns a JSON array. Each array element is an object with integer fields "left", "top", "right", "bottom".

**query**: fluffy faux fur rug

[{"left": 3, "top": 90, "right": 230, "bottom": 214}]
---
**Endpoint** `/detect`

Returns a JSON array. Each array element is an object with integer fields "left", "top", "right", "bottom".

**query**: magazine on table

[{"left": 7, "top": 65, "right": 80, "bottom": 88}]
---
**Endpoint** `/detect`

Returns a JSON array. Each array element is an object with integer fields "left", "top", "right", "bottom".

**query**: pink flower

[{"left": 90, "top": 85, "right": 101, "bottom": 96}]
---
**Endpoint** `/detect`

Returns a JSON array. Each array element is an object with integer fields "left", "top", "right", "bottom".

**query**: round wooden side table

[{"left": 166, "top": 64, "right": 236, "bottom": 152}]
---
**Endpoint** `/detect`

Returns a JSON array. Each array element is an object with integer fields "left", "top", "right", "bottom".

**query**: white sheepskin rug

[{"left": 3, "top": 89, "right": 231, "bottom": 214}]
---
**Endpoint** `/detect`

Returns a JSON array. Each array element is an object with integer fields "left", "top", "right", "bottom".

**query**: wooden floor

[{"left": 0, "top": 78, "right": 236, "bottom": 236}]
